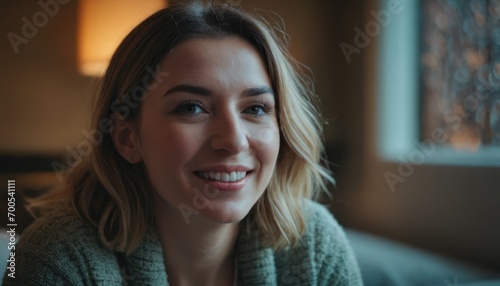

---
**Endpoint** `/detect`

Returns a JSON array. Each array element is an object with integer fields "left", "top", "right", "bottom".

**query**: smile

[{"left": 195, "top": 171, "right": 247, "bottom": 182}]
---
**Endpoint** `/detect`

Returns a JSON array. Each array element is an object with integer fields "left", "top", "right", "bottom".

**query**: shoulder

[
  {"left": 275, "top": 199, "right": 363, "bottom": 286},
  {"left": 16, "top": 207, "right": 107, "bottom": 261},
  {"left": 302, "top": 199, "right": 340, "bottom": 233},
  {"left": 4, "top": 207, "right": 121, "bottom": 285},
  {"left": 302, "top": 199, "right": 349, "bottom": 248},
  {"left": 19, "top": 207, "right": 96, "bottom": 247}
]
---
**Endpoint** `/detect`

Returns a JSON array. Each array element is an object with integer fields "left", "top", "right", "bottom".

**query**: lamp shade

[{"left": 77, "top": 0, "right": 166, "bottom": 77}]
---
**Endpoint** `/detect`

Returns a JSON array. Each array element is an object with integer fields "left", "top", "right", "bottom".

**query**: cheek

[
  {"left": 251, "top": 126, "right": 280, "bottom": 165},
  {"left": 139, "top": 123, "right": 199, "bottom": 174}
]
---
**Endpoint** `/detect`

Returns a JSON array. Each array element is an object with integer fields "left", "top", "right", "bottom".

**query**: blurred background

[{"left": 1, "top": 0, "right": 499, "bottom": 284}]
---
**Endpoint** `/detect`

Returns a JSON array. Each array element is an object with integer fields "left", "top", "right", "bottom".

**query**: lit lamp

[{"left": 77, "top": 0, "right": 166, "bottom": 77}]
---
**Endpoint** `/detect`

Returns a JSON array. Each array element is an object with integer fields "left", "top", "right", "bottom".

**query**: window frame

[{"left": 376, "top": 0, "right": 500, "bottom": 167}]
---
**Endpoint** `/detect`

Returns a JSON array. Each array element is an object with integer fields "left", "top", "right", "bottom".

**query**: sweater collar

[
  {"left": 235, "top": 227, "right": 277, "bottom": 286},
  {"left": 123, "top": 225, "right": 277, "bottom": 286}
]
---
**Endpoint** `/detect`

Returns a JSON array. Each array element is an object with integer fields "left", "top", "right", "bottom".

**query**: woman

[{"left": 4, "top": 2, "right": 362, "bottom": 285}]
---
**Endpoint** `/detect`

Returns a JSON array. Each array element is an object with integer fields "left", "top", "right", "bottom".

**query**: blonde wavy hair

[{"left": 29, "top": 1, "right": 333, "bottom": 254}]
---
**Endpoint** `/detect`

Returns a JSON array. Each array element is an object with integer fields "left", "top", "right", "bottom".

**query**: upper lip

[{"left": 195, "top": 165, "right": 252, "bottom": 173}]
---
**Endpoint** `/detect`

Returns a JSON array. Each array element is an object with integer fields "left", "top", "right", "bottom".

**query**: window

[{"left": 378, "top": 0, "right": 500, "bottom": 166}]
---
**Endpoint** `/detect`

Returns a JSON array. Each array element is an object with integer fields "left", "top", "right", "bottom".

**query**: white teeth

[{"left": 198, "top": 171, "right": 246, "bottom": 182}]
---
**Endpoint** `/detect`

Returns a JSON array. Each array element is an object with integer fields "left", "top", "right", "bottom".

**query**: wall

[{"left": 1, "top": 0, "right": 92, "bottom": 155}]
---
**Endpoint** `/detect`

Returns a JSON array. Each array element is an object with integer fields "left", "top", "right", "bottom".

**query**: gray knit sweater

[{"left": 3, "top": 200, "right": 362, "bottom": 285}]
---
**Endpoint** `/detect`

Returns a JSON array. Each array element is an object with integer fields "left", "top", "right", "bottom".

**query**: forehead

[
  {"left": 166, "top": 36, "right": 262, "bottom": 63},
  {"left": 158, "top": 36, "right": 271, "bottom": 86}
]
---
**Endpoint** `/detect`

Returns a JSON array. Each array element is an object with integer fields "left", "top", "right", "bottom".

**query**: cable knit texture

[{"left": 2, "top": 200, "right": 363, "bottom": 285}]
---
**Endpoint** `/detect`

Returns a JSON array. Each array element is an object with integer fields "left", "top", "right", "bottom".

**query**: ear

[{"left": 110, "top": 112, "right": 142, "bottom": 164}]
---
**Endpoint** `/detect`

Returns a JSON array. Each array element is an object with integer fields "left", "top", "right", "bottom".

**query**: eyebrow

[
  {"left": 242, "top": 86, "right": 274, "bottom": 97},
  {"left": 163, "top": 84, "right": 210, "bottom": 96},
  {"left": 162, "top": 84, "right": 274, "bottom": 97}
]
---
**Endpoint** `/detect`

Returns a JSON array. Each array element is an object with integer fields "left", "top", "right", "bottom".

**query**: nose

[{"left": 209, "top": 110, "right": 249, "bottom": 154}]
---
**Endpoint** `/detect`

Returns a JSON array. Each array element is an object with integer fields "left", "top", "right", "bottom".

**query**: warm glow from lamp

[{"left": 78, "top": 0, "right": 166, "bottom": 77}]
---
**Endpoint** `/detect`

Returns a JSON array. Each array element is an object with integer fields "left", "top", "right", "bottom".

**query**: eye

[
  {"left": 172, "top": 100, "right": 206, "bottom": 115},
  {"left": 243, "top": 101, "right": 273, "bottom": 117}
]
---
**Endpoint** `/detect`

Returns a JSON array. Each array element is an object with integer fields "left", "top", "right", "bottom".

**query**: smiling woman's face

[{"left": 136, "top": 36, "right": 280, "bottom": 224}]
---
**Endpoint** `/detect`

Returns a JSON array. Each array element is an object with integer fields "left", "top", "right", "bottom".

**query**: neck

[{"left": 154, "top": 204, "right": 239, "bottom": 286}]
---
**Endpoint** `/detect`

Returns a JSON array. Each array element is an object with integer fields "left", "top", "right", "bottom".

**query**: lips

[{"left": 193, "top": 166, "right": 252, "bottom": 191}]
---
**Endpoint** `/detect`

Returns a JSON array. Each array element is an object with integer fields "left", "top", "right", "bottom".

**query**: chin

[{"left": 201, "top": 203, "right": 250, "bottom": 224}]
